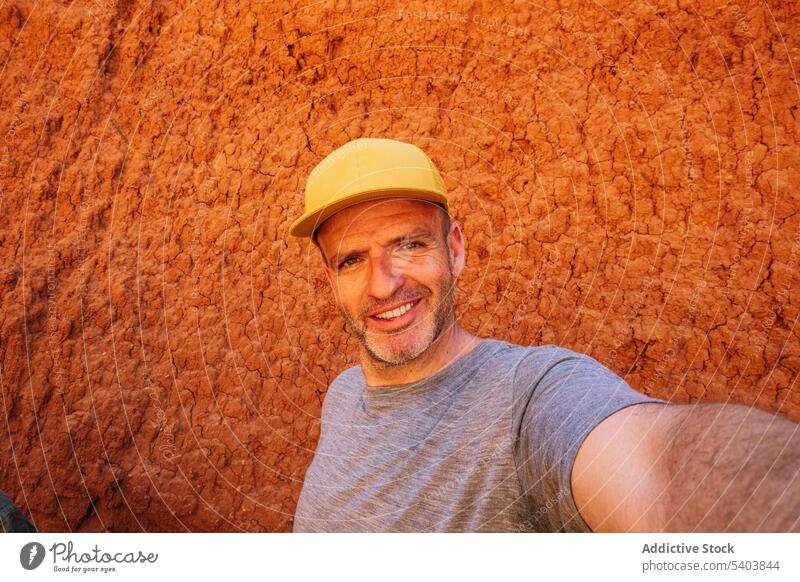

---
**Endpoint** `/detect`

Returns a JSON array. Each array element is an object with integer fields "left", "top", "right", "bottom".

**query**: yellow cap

[{"left": 289, "top": 137, "right": 449, "bottom": 238}]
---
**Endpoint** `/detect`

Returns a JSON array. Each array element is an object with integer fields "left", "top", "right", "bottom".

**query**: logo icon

[{"left": 20, "top": 542, "right": 45, "bottom": 570}]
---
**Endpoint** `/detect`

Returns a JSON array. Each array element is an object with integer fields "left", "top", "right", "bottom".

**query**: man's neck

[{"left": 360, "top": 323, "right": 482, "bottom": 387}]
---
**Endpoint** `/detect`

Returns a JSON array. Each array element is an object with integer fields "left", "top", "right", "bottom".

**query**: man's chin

[{"left": 363, "top": 332, "right": 433, "bottom": 368}]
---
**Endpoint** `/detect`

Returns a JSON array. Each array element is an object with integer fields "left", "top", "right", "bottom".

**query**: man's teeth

[{"left": 374, "top": 300, "right": 416, "bottom": 320}]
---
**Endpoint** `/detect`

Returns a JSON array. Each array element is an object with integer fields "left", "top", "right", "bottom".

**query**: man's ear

[{"left": 448, "top": 221, "right": 466, "bottom": 278}]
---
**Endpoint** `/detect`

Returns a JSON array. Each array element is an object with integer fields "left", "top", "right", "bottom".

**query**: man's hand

[{"left": 571, "top": 401, "right": 800, "bottom": 532}]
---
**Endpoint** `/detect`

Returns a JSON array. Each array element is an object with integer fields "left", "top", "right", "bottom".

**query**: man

[{"left": 288, "top": 137, "right": 799, "bottom": 532}]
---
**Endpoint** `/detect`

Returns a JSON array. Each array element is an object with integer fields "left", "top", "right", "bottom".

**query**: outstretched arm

[{"left": 571, "top": 401, "right": 800, "bottom": 532}]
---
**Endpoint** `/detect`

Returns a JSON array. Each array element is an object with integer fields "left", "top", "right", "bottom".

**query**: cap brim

[{"left": 288, "top": 188, "right": 449, "bottom": 238}]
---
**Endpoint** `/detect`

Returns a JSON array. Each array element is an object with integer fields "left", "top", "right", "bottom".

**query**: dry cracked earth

[{"left": 1, "top": 0, "right": 798, "bottom": 531}]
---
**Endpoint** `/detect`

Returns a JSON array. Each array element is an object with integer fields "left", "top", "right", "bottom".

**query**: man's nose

[{"left": 366, "top": 253, "right": 405, "bottom": 300}]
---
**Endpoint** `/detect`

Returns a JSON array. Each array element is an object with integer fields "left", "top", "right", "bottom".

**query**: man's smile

[{"left": 367, "top": 297, "right": 424, "bottom": 328}]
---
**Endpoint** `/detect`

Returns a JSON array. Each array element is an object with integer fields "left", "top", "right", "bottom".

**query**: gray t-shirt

[{"left": 293, "top": 338, "right": 665, "bottom": 532}]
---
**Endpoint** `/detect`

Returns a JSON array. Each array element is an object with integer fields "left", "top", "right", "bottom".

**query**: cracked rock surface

[{"left": 1, "top": 0, "right": 798, "bottom": 531}]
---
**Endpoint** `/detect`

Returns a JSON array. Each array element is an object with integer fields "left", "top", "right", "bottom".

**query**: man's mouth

[{"left": 368, "top": 298, "right": 423, "bottom": 323}]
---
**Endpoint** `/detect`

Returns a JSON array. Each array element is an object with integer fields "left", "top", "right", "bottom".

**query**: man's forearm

[{"left": 658, "top": 402, "right": 800, "bottom": 532}]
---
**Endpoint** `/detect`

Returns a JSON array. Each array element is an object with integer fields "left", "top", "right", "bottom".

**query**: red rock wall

[{"left": 1, "top": 0, "right": 798, "bottom": 531}]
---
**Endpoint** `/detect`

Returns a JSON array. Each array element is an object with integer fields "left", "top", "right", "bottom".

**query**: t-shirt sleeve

[{"left": 512, "top": 346, "right": 668, "bottom": 532}]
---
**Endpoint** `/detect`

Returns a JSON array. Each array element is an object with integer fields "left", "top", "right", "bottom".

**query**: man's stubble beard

[{"left": 338, "top": 260, "right": 457, "bottom": 369}]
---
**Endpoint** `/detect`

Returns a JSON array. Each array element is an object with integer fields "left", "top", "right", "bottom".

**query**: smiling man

[
  {"left": 288, "top": 138, "right": 800, "bottom": 532},
  {"left": 314, "top": 196, "right": 476, "bottom": 387}
]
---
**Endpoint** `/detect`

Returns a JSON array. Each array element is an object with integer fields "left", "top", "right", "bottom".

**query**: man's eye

[
  {"left": 401, "top": 241, "right": 422, "bottom": 250},
  {"left": 338, "top": 257, "right": 358, "bottom": 269}
]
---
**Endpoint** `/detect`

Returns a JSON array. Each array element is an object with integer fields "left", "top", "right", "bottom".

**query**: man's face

[{"left": 316, "top": 198, "right": 464, "bottom": 368}]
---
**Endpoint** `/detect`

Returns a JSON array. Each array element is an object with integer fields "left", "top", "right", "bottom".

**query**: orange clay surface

[{"left": 1, "top": 1, "right": 798, "bottom": 531}]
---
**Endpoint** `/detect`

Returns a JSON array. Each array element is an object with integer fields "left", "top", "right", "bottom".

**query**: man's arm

[{"left": 571, "top": 401, "right": 800, "bottom": 532}]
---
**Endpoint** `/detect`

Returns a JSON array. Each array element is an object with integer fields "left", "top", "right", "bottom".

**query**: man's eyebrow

[{"left": 330, "top": 228, "right": 434, "bottom": 266}]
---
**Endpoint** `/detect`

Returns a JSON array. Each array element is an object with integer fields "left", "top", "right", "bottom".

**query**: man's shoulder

[
  {"left": 483, "top": 338, "right": 590, "bottom": 368},
  {"left": 325, "top": 364, "right": 364, "bottom": 395},
  {"left": 335, "top": 364, "right": 363, "bottom": 382},
  {"left": 315, "top": 365, "right": 363, "bottom": 421},
  {"left": 483, "top": 338, "right": 614, "bottom": 395}
]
